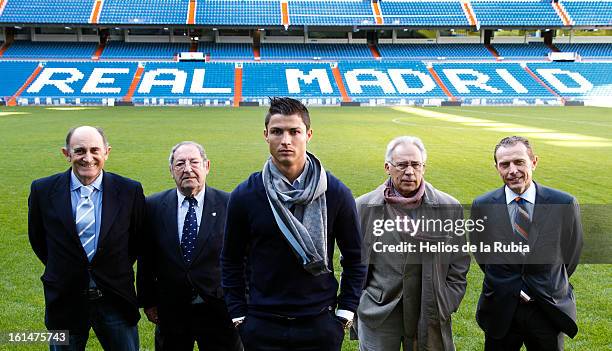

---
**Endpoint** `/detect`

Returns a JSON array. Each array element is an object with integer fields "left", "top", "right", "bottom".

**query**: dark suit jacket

[
  {"left": 137, "top": 186, "right": 232, "bottom": 332},
  {"left": 470, "top": 183, "right": 583, "bottom": 339},
  {"left": 28, "top": 169, "right": 145, "bottom": 333}
]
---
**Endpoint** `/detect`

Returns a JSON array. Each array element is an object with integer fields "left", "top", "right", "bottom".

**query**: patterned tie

[
  {"left": 513, "top": 197, "right": 530, "bottom": 241},
  {"left": 76, "top": 185, "right": 96, "bottom": 261},
  {"left": 180, "top": 197, "right": 199, "bottom": 264}
]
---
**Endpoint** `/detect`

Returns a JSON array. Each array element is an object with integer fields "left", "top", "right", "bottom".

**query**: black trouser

[
  {"left": 158, "top": 301, "right": 242, "bottom": 351},
  {"left": 485, "top": 302, "right": 564, "bottom": 351},
  {"left": 238, "top": 310, "right": 345, "bottom": 351}
]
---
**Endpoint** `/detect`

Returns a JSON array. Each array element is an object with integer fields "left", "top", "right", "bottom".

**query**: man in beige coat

[{"left": 353, "top": 136, "right": 470, "bottom": 351}]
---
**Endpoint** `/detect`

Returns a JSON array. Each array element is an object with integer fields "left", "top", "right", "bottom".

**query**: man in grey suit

[
  {"left": 471, "top": 136, "right": 583, "bottom": 350},
  {"left": 354, "top": 136, "right": 470, "bottom": 351}
]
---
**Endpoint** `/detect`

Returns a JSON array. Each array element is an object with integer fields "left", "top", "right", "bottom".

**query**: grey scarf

[{"left": 262, "top": 152, "right": 331, "bottom": 276}]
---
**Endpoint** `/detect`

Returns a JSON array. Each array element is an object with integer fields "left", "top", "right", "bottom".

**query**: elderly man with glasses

[{"left": 353, "top": 136, "right": 470, "bottom": 351}]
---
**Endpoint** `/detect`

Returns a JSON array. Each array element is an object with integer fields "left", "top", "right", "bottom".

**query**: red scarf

[{"left": 383, "top": 178, "right": 426, "bottom": 209}]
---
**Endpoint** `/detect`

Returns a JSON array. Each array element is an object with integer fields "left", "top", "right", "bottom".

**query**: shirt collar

[
  {"left": 177, "top": 187, "right": 206, "bottom": 207},
  {"left": 70, "top": 170, "right": 103, "bottom": 192},
  {"left": 276, "top": 158, "right": 310, "bottom": 189},
  {"left": 505, "top": 182, "right": 536, "bottom": 205}
]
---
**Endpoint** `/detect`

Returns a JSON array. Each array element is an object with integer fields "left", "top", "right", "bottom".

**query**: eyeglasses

[
  {"left": 173, "top": 159, "right": 204, "bottom": 171},
  {"left": 388, "top": 160, "right": 425, "bottom": 171}
]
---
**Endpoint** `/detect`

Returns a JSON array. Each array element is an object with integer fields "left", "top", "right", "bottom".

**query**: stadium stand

[
  {"left": 470, "top": 0, "right": 563, "bottom": 27},
  {"left": 131, "top": 62, "right": 235, "bottom": 104},
  {"left": 242, "top": 62, "right": 341, "bottom": 100},
  {"left": 1, "top": 41, "right": 97, "bottom": 59},
  {"left": 290, "top": 0, "right": 375, "bottom": 26},
  {"left": 197, "top": 0, "right": 280, "bottom": 26},
  {"left": 101, "top": 42, "right": 190, "bottom": 59},
  {"left": 0, "top": 61, "right": 41, "bottom": 100},
  {"left": 260, "top": 44, "right": 373, "bottom": 60},
  {"left": 198, "top": 43, "right": 253, "bottom": 59},
  {"left": 99, "top": 0, "right": 189, "bottom": 25},
  {"left": 431, "top": 62, "right": 557, "bottom": 100},
  {"left": 377, "top": 44, "right": 492, "bottom": 59},
  {"left": 380, "top": 0, "right": 469, "bottom": 27},
  {"left": 0, "top": 0, "right": 91, "bottom": 24},
  {"left": 557, "top": 43, "right": 612, "bottom": 57},
  {"left": 493, "top": 43, "right": 552, "bottom": 58},
  {"left": 527, "top": 62, "right": 612, "bottom": 98},
  {"left": 561, "top": 0, "right": 612, "bottom": 26}
]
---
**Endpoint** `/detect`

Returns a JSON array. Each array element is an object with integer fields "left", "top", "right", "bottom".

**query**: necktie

[
  {"left": 513, "top": 197, "right": 530, "bottom": 241},
  {"left": 180, "top": 197, "right": 198, "bottom": 264},
  {"left": 76, "top": 185, "right": 96, "bottom": 261}
]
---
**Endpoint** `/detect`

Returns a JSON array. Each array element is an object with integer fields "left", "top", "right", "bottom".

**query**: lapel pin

[{"left": 212, "top": 212, "right": 216, "bottom": 217}]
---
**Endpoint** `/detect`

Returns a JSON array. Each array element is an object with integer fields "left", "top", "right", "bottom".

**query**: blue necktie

[
  {"left": 180, "top": 197, "right": 198, "bottom": 264},
  {"left": 513, "top": 197, "right": 530, "bottom": 241},
  {"left": 76, "top": 185, "right": 96, "bottom": 261}
]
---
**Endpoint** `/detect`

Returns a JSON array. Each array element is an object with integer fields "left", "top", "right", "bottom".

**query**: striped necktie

[
  {"left": 180, "top": 197, "right": 199, "bottom": 264},
  {"left": 76, "top": 185, "right": 96, "bottom": 261},
  {"left": 513, "top": 197, "right": 530, "bottom": 241}
]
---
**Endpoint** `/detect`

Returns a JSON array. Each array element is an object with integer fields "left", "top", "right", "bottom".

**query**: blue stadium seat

[
  {"left": 261, "top": 44, "right": 373, "bottom": 59},
  {"left": 102, "top": 42, "right": 190, "bottom": 59},
  {"left": 0, "top": 61, "right": 41, "bottom": 99},
  {"left": 99, "top": 0, "right": 189, "bottom": 25},
  {"left": 242, "top": 62, "right": 341, "bottom": 99},
  {"left": 2, "top": 41, "right": 97, "bottom": 59},
  {"left": 556, "top": 43, "right": 612, "bottom": 57},
  {"left": 131, "top": 62, "right": 235, "bottom": 104},
  {"left": 197, "top": 0, "right": 280, "bottom": 25},
  {"left": 527, "top": 62, "right": 612, "bottom": 98},
  {"left": 0, "top": 0, "right": 91, "bottom": 23},
  {"left": 493, "top": 43, "right": 551, "bottom": 58},
  {"left": 561, "top": 0, "right": 612, "bottom": 26},
  {"left": 377, "top": 44, "right": 491, "bottom": 59},
  {"left": 432, "top": 62, "right": 555, "bottom": 99},
  {"left": 381, "top": 0, "right": 469, "bottom": 27},
  {"left": 290, "top": 0, "right": 374, "bottom": 26},
  {"left": 471, "top": 0, "right": 563, "bottom": 27}
]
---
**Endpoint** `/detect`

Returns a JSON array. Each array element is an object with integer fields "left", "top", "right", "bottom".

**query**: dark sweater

[{"left": 221, "top": 171, "right": 366, "bottom": 319}]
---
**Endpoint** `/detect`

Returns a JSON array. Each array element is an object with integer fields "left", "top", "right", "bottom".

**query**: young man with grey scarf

[{"left": 221, "top": 97, "right": 367, "bottom": 351}]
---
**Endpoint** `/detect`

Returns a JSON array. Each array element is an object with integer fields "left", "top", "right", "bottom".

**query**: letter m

[{"left": 285, "top": 69, "right": 333, "bottom": 94}]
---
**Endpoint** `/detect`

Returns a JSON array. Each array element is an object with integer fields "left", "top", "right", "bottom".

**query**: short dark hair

[
  {"left": 265, "top": 97, "right": 311, "bottom": 130},
  {"left": 494, "top": 136, "right": 535, "bottom": 163},
  {"left": 65, "top": 126, "right": 109, "bottom": 149}
]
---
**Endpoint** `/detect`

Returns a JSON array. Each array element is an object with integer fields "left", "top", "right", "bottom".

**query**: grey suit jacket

[{"left": 354, "top": 181, "right": 470, "bottom": 351}]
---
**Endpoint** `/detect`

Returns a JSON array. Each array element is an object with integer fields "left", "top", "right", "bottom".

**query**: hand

[
  {"left": 336, "top": 316, "right": 353, "bottom": 329},
  {"left": 233, "top": 316, "right": 245, "bottom": 328},
  {"left": 144, "top": 306, "right": 159, "bottom": 324}
]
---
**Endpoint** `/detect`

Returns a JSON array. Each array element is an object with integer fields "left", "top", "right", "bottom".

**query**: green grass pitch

[{"left": 0, "top": 106, "right": 610, "bottom": 350}]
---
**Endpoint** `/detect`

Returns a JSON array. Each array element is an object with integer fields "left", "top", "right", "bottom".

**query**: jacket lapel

[
  {"left": 50, "top": 169, "right": 82, "bottom": 249},
  {"left": 491, "top": 186, "right": 514, "bottom": 237},
  {"left": 98, "top": 172, "right": 120, "bottom": 247},
  {"left": 190, "top": 187, "right": 218, "bottom": 264}
]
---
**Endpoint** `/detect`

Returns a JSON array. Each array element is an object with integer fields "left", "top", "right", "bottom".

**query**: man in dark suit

[
  {"left": 28, "top": 126, "right": 144, "bottom": 350},
  {"left": 138, "top": 141, "right": 241, "bottom": 351},
  {"left": 470, "top": 136, "right": 583, "bottom": 351}
]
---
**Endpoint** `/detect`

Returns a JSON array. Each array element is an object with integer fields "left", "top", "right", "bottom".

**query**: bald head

[{"left": 62, "top": 126, "right": 111, "bottom": 185}]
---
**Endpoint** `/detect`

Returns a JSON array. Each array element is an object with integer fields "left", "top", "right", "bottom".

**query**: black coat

[
  {"left": 137, "top": 186, "right": 231, "bottom": 332},
  {"left": 28, "top": 169, "right": 145, "bottom": 333},
  {"left": 470, "top": 183, "right": 583, "bottom": 339}
]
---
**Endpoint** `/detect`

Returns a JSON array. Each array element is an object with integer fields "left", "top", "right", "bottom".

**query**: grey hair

[
  {"left": 385, "top": 136, "right": 427, "bottom": 163},
  {"left": 168, "top": 141, "right": 207, "bottom": 168}
]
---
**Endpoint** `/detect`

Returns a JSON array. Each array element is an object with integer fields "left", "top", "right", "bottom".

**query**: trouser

[
  {"left": 484, "top": 302, "right": 564, "bottom": 351},
  {"left": 238, "top": 310, "right": 345, "bottom": 351},
  {"left": 49, "top": 296, "right": 138, "bottom": 351}
]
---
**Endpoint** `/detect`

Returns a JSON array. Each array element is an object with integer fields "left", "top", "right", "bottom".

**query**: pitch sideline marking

[{"left": 391, "top": 106, "right": 612, "bottom": 148}]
